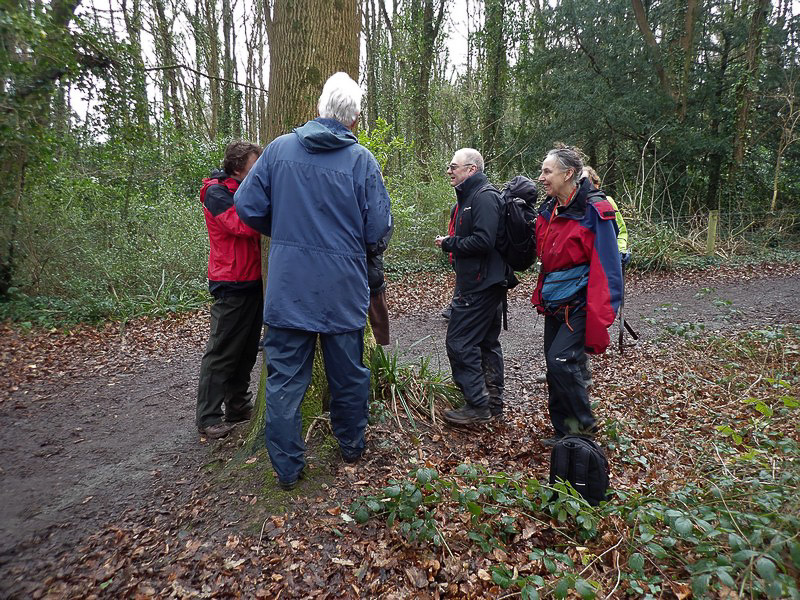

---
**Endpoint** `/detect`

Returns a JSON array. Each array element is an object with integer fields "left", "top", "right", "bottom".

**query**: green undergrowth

[
  {"left": 368, "top": 345, "right": 462, "bottom": 429},
  {"left": 352, "top": 328, "right": 800, "bottom": 599}
]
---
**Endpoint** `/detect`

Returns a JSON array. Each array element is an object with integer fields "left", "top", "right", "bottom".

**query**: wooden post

[{"left": 706, "top": 209, "right": 719, "bottom": 256}]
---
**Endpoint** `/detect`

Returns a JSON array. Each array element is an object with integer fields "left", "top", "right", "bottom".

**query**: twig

[
  {"left": 304, "top": 415, "right": 330, "bottom": 443},
  {"left": 257, "top": 517, "right": 269, "bottom": 555},
  {"left": 606, "top": 541, "right": 623, "bottom": 599},
  {"left": 577, "top": 536, "right": 624, "bottom": 578},
  {"left": 712, "top": 442, "right": 737, "bottom": 481},
  {"left": 143, "top": 63, "right": 269, "bottom": 93},
  {"left": 433, "top": 521, "right": 454, "bottom": 559}
]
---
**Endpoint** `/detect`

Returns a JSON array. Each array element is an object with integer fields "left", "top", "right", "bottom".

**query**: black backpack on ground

[
  {"left": 549, "top": 436, "right": 610, "bottom": 506},
  {"left": 494, "top": 175, "right": 538, "bottom": 272}
]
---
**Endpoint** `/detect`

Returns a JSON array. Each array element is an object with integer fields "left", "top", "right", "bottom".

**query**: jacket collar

[
  {"left": 541, "top": 177, "right": 592, "bottom": 219},
  {"left": 455, "top": 170, "right": 490, "bottom": 202}
]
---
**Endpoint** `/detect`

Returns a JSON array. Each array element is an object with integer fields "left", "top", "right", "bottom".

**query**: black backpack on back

[
  {"left": 549, "top": 436, "right": 610, "bottom": 506},
  {"left": 494, "top": 175, "right": 538, "bottom": 272}
]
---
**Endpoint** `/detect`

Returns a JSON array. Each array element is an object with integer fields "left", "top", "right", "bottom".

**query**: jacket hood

[
  {"left": 209, "top": 168, "right": 228, "bottom": 180},
  {"left": 294, "top": 117, "right": 358, "bottom": 153},
  {"left": 505, "top": 175, "right": 538, "bottom": 204}
]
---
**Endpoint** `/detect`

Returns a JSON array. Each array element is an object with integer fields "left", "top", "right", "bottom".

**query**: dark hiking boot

[
  {"left": 541, "top": 435, "right": 564, "bottom": 447},
  {"left": 226, "top": 405, "right": 253, "bottom": 423},
  {"left": 441, "top": 305, "right": 452, "bottom": 320},
  {"left": 489, "top": 404, "right": 504, "bottom": 420},
  {"left": 198, "top": 422, "right": 236, "bottom": 439},
  {"left": 342, "top": 450, "right": 364, "bottom": 464},
  {"left": 443, "top": 405, "right": 492, "bottom": 426},
  {"left": 278, "top": 468, "right": 306, "bottom": 491}
]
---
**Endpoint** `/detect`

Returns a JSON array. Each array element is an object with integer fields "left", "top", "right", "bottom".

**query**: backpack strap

[
  {"left": 587, "top": 190, "right": 617, "bottom": 221},
  {"left": 570, "top": 438, "right": 591, "bottom": 493},
  {"left": 549, "top": 440, "right": 572, "bottom": 485}
]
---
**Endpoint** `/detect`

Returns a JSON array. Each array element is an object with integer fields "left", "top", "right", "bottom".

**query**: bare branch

[{"left": 144, "top": 64, "right": 269, "bottom": 93}]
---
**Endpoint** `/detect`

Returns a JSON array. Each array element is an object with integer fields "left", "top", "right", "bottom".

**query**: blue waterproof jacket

[{"left": 234, "top": 118, "right": 392, "bottom": 334}]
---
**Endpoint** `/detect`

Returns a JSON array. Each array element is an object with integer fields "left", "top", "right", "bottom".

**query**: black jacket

[{"left": 441, "top": 171, "right": 509, "bottom": 294}]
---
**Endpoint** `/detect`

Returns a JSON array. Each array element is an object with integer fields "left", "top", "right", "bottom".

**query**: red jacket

[
  {"left": 200, "top": 170, "right": 261, "bottom": 296},
  {"left": 532, "top": 179, "right": 623, "bottom": 354}
]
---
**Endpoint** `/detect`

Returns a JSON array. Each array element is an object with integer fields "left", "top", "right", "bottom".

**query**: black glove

[{"left": 620, "top": 251, "right": 632, "bottom": 267}]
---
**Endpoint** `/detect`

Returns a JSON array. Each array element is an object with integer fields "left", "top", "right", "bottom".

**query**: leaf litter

[{"left": 0, "top": 262, "right": 798, "bottom": 598}]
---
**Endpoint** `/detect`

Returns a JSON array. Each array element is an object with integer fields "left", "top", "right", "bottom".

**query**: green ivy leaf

[
  {"left": 543, "top": 557, "right": 557, "bottom": 573},
  {"left": 716, "top": 567, "right": 735, "bottom": 588},
  {"left": 646, "top": 542, "right": 668, "bottom": 559},
  {"left": 574, "top": 578, "right": 597, "bottom": 599},
  {"left": 691, "top": 574, "right": 711, "bottom": 597},
  {"left": 674, "top": 517, "right": 693, "bottom": 536},
  {"left": 353, "top": 506, "right": 369, "bottom": 524},
  {"left": 782, "top": 395, "right": 799, "bottom": 408},
  {"left": 790, "top": 542, "right": 800, "bottom": 568},
  {"left": 732, "top": 549, "right": 759, "bottom": 563},
  {"left": 728, "top": 533, "right": 746, "bottom": 550},
  {"left": 628, "top": 552, "right": 645, "bottom": 573},
  {"left": 553, "top": 577, "right": 571, "bottom": 599},
  {"left": 521, "top": 584, "right": 540, "bottom": 600},
  {"left": 492, "top": 568, "right": 513, "bottom": 588},
  {"left": 756, "top": 557, "right": 777, "bottom": 582}
]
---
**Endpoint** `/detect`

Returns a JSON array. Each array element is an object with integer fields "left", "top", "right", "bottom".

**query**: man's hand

[
  {"left": 620, "top": 251, "right": 632, "bottom": 267},
  {"left": 435, "top": 235, "right": 447, "bottom": 248}
]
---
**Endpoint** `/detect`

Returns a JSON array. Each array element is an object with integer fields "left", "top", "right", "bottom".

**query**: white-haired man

[
  {"left": 234, "top": 72, "right": 392, "bottom": 490},
  {"left": 435, "top": 148, "right": 510, "bottom": 425}
]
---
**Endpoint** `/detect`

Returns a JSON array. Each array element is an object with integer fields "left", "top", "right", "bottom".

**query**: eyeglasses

[{"left": 447, "top": 163, "right": 474, "bottom": 172}]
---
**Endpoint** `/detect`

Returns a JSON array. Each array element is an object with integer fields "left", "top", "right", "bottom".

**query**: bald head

[{"left": 453, "top": 148, "right": 484, "bottom": 172}]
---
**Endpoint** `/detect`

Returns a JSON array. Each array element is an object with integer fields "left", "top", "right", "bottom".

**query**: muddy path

[{"left": 0, "top": 263, "right": 797, "bottom": 597}]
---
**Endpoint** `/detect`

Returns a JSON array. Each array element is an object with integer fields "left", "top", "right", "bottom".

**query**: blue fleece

[{"left": 234, "top": 118, "right": 392, "bottom": 334}]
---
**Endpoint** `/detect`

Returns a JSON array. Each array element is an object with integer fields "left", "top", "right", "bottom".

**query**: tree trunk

[
  {"left": 151, "top": 0, "right": 184, "bottom": 130},
  {"left": 481, "top": 0, "right": 507, "bottom": 169},
  {"left": 204, "top": 0, "right": 221, "bottom": 139},
  {"left": 408, "top": 0, "right": 445, "bottom": 166},
  {"left": 263, "top": 0, "right": 359, "bottom": 141},
  {"left": 631, "top": 0, "right": 678, "bottom": 104},
  {"left": 363, "top": 0, "right": 379, "bottom": 129},
  {"left": 703, "top": 29, "right": 731, "bottom": 212},
  {"left": 121, "top": 0, "right": 151, "bottom": 135},
  {"left": 730, "top": 0, "right": 771, "bottom": 168},
  {"left": 677, "top": 0, "right": 700, "bottom": 121}
]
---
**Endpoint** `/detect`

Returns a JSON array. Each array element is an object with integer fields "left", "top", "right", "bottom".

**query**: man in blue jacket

[{"left": 234, "top": 72, "right": 392, "bottom": 490}]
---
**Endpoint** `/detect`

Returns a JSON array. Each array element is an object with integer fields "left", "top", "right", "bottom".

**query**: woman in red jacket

[{"left": 533, "top": 146, "right": 623, "bottom": 446}]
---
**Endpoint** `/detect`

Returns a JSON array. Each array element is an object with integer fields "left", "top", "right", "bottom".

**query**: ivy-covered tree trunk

[
  {"left": 243, "top": 0, "right": 360, "bottom": 452},
  {"left": 481, "top": 0, "right": 507, "bottom": 169}
]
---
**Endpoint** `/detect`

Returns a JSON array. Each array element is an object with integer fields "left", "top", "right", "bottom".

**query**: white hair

[
  {"left": 455, "top": 148, "right": 484, "bottom": 172},
  {"left": 317, "top": 72, "right": 363, "bottom": 126}
]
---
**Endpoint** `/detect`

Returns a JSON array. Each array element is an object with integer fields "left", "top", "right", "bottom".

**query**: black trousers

[
  {"left": 544, "top": 308, "right": 596, "bottom": 436},
  {"left": 446, "top": 285, "right": 505, "bottom": 411},
  {"left": 196, "top": 292, "right": 263, "bottom": 428}
]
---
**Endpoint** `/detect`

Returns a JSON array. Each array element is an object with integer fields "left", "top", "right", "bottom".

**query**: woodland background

[{"left": 1, "top": 0, "right": 799, "bottom": 325}]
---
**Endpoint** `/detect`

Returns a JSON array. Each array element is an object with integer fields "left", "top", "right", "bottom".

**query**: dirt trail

[{"left": 0, "top": 264, "right": 797, "bottom": 596}]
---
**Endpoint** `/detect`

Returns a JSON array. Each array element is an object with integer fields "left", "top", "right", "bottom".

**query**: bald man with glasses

[{"left": 435, "top": 148, "right": 511, "bottom": 425}]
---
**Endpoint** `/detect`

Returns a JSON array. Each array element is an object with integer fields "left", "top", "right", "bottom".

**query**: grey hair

[
  {"left": 317, "top": 72, "right": 363, "bottom": 126},
  {"left": 455, "top": 148, "right": 484, "bottom": 172},
  {"left": 546, "top": 147, "right": 583, "bottom": 184}
]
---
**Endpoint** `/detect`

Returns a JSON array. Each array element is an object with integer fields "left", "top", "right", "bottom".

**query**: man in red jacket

[{"left": 196, "top": 140, "right": 263, "bottom": 439}]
